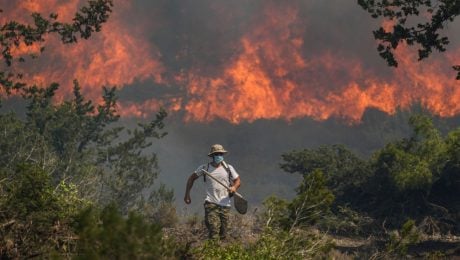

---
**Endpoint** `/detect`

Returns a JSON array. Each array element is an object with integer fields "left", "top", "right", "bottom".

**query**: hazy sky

[{"left": 2, "top": 0, "right": 459, "bottom": 211}]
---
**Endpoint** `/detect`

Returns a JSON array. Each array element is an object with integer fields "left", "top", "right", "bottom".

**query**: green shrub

[
  {"left": 262, "top": 170, "right": 334, "bottom": 231},
  {"left": 288, "top": 169, "right": 335, "bottom": 229},
  {"left": 0, "top": 163, "right": 86, "bottom": 258},
  {"left": 75, "top": 204, "right": 175, "bottom": 259},
  {"left": 318, "top": 206, "right": 374, "bottom": 236},
  {"left": 262, "top": 195, "right": 290, "bottom": 229},
  {"left": 386, "top": 219, "right": 420, "bottom": 256},
  {"left": 191, "top": 228, "right": 332, "bottom": 260}
]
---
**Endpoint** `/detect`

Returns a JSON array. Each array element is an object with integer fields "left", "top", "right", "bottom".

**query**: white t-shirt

[{"left": 195, "top": 162, "right": 239, "bottom": 207}]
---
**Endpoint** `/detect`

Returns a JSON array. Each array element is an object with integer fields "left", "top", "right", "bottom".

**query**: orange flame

[
  {"left": 2, "top": 2, "right": 459, "bottom": 123},
  {"left": 2, "top": 0, "right": 164, "bottom": 103},
  {"left": 175, "top": 4, "right": 460, "bottom": 123}
]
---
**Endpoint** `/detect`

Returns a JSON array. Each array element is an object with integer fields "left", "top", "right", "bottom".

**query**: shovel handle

[{"left": 200, "top": 169, "right": 243, "bottom": 198}]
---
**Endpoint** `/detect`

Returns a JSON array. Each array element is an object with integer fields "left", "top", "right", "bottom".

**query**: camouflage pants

[{"left": 204, "top": 201, "right": 230, "bottom": 240}]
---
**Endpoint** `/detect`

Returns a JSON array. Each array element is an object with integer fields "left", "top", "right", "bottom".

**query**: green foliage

[
  {"left": 281, "top": 144, "right": 370, "bottom": 202},
  {"left": 364, "top": 115, "right": 456, "bottom": 204},
  {"left": 366, "top": 114, "right": 452, "bottom": 218},
  {"left": 318, "top": 206, "right": 374, "bottom": 236},
  {"left": 280, "top": 144, "right": 366, "bottom": 179},
  {"left": 2, "top": 79, "right": 172, "bottom": 215},
  {"left": 3, "top": 164, "right": 59, "bottom": 219},
  {"left": 96, "top": 106, "right": 169, "bottom": 213},
  {"left": 0, "top": 2, "right": 176, "bottom": 258},
  {"left": 55, "top": 180, "right": 92, "bottom": 219},
  {"left": 429, "top": 128, "right": 460, "bottom": 214},
  {"left": 426, "top": 251, "right": 447, "bottom": 259},
  {"left": 445, "top": 128, "right": 460, "bottom": 172},
  {"left": 262, "top": 170, "right": 334, "bottom": 232},
  {"left": 145, "top": 184, "right": 178, "bottom": 227},
  {"left": 288, "top": 170, "right": 335, "bottom": 229},
  {"left": 75, "top": 204, "right": 174, "bottom": 259},
  {"left": 193, "top": 240, "right": 250, "bottom": 260},
  {"left": 262, "top": 195, "right": 290, "bottom": 229},
  {"left": 358, "top": 0, "right": 460, "bottom": 79},
  {"left": 0, "top": 163, "right": 87, "bottom": 258},
  {"left": 374, "top": 143, "right": 432, "bottom": 191},
  {"left": 0, "top": 112, "right": 54, "bottom": 174},
  {"left": 192, "top": 228, "right": 332, "bottom": 260},
  {"left": 386, "top": 219, "right": 421, "bottom": 256},
  {"left": 409, "top": 115, "right": 446, "bottom": 170},
  {"left": 0, "top": 81, "right": 173, "bottom": 258},
  {"left": 23, "top": 81, "right": 119, "bottom": 157},
  {"left": 371, "top": 115, "right": 445, "bottom": 193},
  {"left": 280, "top": 114, "right": 459, "bottom": 230}
]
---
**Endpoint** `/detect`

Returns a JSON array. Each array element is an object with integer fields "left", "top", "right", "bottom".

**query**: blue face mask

[{"left": 213, "top": 155, "right": 224, "bottom": 164}]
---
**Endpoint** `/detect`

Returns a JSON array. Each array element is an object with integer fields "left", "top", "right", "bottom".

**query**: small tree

[
  {"left": 18, "top": 80, "right": 172, "bottom": 214},
  {"left": 288, "top": 169, "right": 335, "bottom": 231}
]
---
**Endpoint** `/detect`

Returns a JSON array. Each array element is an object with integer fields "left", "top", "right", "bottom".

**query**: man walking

[{"left": 184, "top": 144, "right": 241, "bottom": 240}]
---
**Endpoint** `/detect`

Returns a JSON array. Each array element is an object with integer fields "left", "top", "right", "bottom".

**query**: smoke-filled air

[
  {"left": 1, "top": 0, "right": 459, "bottom": 258},
  {"left": 3, "top": 0, "right": 459, "bottom": 122}
]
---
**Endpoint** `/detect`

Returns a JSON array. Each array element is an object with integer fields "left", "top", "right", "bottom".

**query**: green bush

[
  {"left": 191, "top": 228, "right": 332, "bottom": 260},
  {"left": 75, "top": 204, "right": 175, "bottom": 259},
  {"left": 262, "top": 170, "right": 334, "bottom": 231},
  {"left": 0, "top": 163, "right": 86, "bottom": 258},
  {"left": 374, "top": 144, "right": 432, "bottom": 192},
  {"left": 262, "top": 195, "right": 290, "bottom": 229},
  {"left": 288, "top": 169, "right": 335, "bottom": 229},
  {"left": 386, "top": 219, "right": 421, "bottom": 256},
  {"left": 318, "top": 206, "right": 374, "bottom": 236}
]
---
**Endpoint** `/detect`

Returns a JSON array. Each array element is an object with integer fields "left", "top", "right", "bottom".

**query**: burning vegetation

[
  {"left": 0, "top": 0, "right": 459, "bottom": 259},
  {"left": 1, "top": 0, "right": 459, "bottom": 123}
]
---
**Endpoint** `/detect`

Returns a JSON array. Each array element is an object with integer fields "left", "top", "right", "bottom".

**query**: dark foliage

[
  {"left": 281, "top": 144, "right": 371, "bottom": 205},
  {"left": 358, "top": 0, "right": 460, "bottom": 79},
  {"left": 75, "top": 204, "right": 174, "bottom": 259},
  {"left": 0, "top": 0, "right": 113, "bottom": 97},
  {"left": 281, "top": 114, "right": 460, "bottom": 231},
  {"left": 0, "top": 164, "right": 80, "bottom": 258},
  {"left": 0, "top": 1, "right": 175, "bottom": 257}
]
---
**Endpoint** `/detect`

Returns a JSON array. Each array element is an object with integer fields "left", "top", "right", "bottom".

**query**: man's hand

[
  {"left": 184, "top": 173, "right": 198, "bottom": 205},
  {"left": 184, "top": 194, "right": 191, "bottom": 204},
  {"left": 228, "top": 186, "right": 237, "bottom": 194}
]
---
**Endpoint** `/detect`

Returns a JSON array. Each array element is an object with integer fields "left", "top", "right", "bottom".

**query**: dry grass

[{"left": 164, "top": 210, "right": 460, "bottom": 259}]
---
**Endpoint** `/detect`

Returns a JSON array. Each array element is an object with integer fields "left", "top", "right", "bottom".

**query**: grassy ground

[{"left": 165, "top": 211, "right": 460, "bottom": 259}]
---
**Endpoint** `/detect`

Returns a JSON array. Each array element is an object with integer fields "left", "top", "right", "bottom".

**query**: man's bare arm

[
  {"left": 229, "top": 176, "right": 241, "bottom": 194},
  {"left": 184, "top": 173, "right": 199, "bottom": 204}
]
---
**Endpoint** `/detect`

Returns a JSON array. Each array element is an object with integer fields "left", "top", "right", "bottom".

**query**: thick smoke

[
  {"left": 122, "top": 0, "right": 460, "bottom": 122},
  {"left": 2, "top": 0, "right": 459, "bottom": 210},
  {"left": 2, "top": 0, "right": 459, "bottom": 121}
]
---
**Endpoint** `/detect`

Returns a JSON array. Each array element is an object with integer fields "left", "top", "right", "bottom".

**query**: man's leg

[
  {"left": 204, "top": 202, "right": 220, "bottom": 240},
  {"left": 219, "top": 206, "right": 231, "bottom": 240}
]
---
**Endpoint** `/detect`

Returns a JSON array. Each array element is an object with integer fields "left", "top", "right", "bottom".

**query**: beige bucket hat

[{"left": 208, "top": 144, "right": 228, "bottom": 156}]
